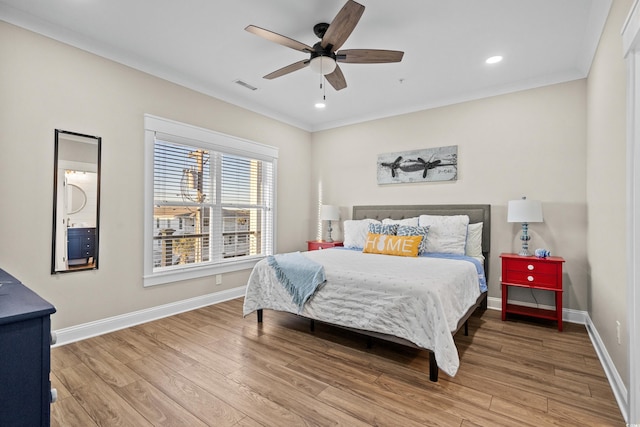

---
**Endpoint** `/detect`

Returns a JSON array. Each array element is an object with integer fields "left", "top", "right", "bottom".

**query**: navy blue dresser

[{"left": 0, "top": 269, "right": 56, "bottom": 426}]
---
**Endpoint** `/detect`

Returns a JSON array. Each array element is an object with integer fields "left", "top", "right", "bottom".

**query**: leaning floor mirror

[{"left": 51, "top": 129, "right": 101, "bottom": 274}]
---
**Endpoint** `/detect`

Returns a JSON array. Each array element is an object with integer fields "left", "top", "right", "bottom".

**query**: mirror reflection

[
  {"left": 67, "top": 183, "right": 87, "bottom": 214},
  {"left": 52, "top": 130, "right": 101, "bottom": 273}
]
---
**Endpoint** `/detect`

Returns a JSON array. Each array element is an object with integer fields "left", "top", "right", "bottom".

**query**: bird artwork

[{"left": 377, "top": 146, "right": 457, "bottom": 184}]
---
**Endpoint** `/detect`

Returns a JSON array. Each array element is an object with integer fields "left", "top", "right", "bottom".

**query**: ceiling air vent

[{"left": 234, "top": 79, "right": 258, "bottom": 91}]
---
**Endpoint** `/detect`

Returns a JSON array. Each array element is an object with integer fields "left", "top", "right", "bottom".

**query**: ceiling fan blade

[
  {"left": 336, "top": 49, "right": 404, "bottom": 64},
  {"left": 321, "top": 0, "right": 365, "bottom": 51},
  {"left": 263, "top": 59, "right": 310, "bottom": 80},
  {"left": 245, "top": 25, "right": 313, "bottom": 53},
  {"left": 325, "top": 64, "right": 347, "bottom": 91}
]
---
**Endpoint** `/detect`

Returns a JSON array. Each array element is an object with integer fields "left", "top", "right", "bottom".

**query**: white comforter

[{"left": 243, "top": 248, "right": 481, "bottom": 377}]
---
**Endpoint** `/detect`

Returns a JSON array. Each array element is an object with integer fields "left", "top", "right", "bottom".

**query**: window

[{"left": 143, "top": 115, "right": 278, "bottom": 286}]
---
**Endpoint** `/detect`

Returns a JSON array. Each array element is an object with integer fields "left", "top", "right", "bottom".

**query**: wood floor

[{"left": 50, "top": 298, "right": 625, "bottom": 426}]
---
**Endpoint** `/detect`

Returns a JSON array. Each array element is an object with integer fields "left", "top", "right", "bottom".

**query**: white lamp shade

[
  {"left": 310, "top": 56, "right": 337, "bottom": 75},
  {"left": 320, "top": 205, "right": 340, "bottom": 221},
  {"left": 507, "top": 199, "right": 543, "bottom": 223}
]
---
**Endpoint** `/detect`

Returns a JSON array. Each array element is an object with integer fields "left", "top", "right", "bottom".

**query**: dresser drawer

[{"left": 68, "top": 227, "right": 96, "bottom": 237}]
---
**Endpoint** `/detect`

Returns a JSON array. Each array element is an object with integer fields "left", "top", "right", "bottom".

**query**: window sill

[{"left": 143, "top": 257, "right": 263, "bottom": 287}]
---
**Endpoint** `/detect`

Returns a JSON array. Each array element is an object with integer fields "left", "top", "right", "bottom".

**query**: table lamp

[
  {"left": 320, "top": 205, "right": 340, "bottom": 242},
  {"left": 507, "top": 196, "right": 543, "bottom": 256}
]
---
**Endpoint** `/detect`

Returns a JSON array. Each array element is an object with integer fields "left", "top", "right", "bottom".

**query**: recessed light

[
  {"left": 315, "top": 102, "right": 326, "bottom": 109},
  {"left": 485, "top": 55, "right": 503, "bottom": 64}
]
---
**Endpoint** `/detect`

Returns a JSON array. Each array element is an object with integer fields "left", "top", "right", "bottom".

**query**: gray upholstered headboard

[{"left": 352, "top": 204, "right": 492, "bottom": 277}]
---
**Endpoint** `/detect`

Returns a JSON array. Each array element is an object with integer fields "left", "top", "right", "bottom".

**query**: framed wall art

[{"left": 377, "top": 145, "right": 458, "bottom": 185}]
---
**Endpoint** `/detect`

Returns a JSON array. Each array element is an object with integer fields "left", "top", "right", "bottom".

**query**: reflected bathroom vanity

[
  {"left": 67, "top": 227, "right": 96, "bottom": 266},
  {"left": 51, "top": 129, "right": 101, "bottom": 273}
]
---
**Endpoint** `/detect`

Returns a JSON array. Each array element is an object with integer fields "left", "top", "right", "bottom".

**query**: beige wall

[
  {"left": 311, "top": 80, "right": 588, "bottom": 310},
  {"left": 587, "top": 0, "right": 631, "bottom": 388},
  {"left": 0, "top": 22, "right": 312, "bottom": 330}
]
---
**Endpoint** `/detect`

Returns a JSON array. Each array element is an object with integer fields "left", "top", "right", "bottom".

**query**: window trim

[{"left": 143, "top": 114, "right": 278, "bottom": 287}]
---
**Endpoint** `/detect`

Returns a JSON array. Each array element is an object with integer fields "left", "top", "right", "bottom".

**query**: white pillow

[
  {"left": 382, "top": 217, "right": 419, "bottom": 227},
  {"left": 343, "top": 219, "right": 381, "bottom": 249},
  {"left": 465, "top": 222, "right": 483, "bottom": 257},
  {"left": 418, "top": 214, "right": 470, "bottom": 255}
]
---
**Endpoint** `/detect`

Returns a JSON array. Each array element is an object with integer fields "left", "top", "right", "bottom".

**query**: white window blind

[{"left": 144, "top": 115, "right": 277, "bottom": 286}]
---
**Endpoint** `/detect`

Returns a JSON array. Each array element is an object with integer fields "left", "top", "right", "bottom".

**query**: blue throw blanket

[{"left": 267, "top": 252, "right": 326, "bottom": 312}]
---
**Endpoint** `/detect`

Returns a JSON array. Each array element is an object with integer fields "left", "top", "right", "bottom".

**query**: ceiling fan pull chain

[{"left": 323, "top": 76, "right": 327, "bottom": 101}]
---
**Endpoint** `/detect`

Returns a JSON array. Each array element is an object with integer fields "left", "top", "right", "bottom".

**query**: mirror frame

[{"left": 51, "top": 129, "right": 102, "bottom": 274}]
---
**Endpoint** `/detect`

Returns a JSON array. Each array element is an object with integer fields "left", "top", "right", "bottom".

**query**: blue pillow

[
  {"left": 397, "top": 225, "right": 430, "bottom": 254},
  {"left": 368, "top": 223, "right": 398, "bottom": 235}
]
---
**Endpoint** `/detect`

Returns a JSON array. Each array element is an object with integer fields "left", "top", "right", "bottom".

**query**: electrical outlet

[
  {"left": 616, "top": 321, "right": 621, "bottom": 345},
  {"left": 215, "top": 274, "right": 222, "bottom": 285}
]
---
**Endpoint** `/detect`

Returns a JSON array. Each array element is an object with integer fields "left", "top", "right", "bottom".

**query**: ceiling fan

[{"left": 245, "top": 0, "right": 404, "bottom": 91}]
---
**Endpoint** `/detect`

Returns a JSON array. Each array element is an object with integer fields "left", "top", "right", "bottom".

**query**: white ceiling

[{"left": 0, "top": 0, "right": 612, "bottom": 131}]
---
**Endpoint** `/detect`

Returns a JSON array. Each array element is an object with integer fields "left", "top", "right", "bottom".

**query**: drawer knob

[
  {"left": 50, "top": 388, "right": 58, "bottom": 403},
  {"left": 527, "top": 275, "right": 534, "bottom": 282},
  {"left": 527, "top": 264, "right": 534, "bottom": 270},
  {"left": 50, "top": 331, "right": 57, "bottom": 345}
]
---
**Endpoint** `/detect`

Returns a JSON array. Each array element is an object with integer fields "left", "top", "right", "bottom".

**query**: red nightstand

[
  {"left": 307, "top": 241, "right": 343, "bottom": 251},
  {"left": 500, "top": 253, "right": 565, "bottom": 331}
]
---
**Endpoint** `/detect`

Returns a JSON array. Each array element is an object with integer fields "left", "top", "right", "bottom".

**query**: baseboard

[
  {"left": 487, "top": 296, "right": 502, "bottom": 311},
  {"left": 52, "top": 286, "right": 246, "bottom": 347},
  {"left": 584, "top": 314, "right": 629, "bottom": 424},
  {"left": 487, "top": 296, "right": 628, "bottom": 423}
]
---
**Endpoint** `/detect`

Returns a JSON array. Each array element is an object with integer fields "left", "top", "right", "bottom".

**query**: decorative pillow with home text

[{"left": 363, "top": 233, "right": 422, "bottom": 257}]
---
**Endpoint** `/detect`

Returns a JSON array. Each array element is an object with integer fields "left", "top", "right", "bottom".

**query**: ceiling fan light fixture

[
  {"left": 310, "top": 56, "right": 337, "bottom": 75},
  {"left": 245, "top": 1, "right": 401, "bottom": 91}
]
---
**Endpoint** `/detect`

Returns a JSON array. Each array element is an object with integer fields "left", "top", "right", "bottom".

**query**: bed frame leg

[
  {"left": 257, "top": 309, "right": 263, "bottom": 323},
  {"left": 464, "top": 320, "right": 469, "bottom": 336},
  {"left": 310, "top": 319, "right": 315, "bottom": 332},
  {"left": 429, "top": 352, "right": 439, "bottom": 382}
]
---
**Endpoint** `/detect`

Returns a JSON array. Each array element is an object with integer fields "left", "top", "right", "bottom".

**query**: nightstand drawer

[
  {"left": 504, "top": 258, "right": 557, "bottom": 275},
  {"left": 503, "top": 270, "right": 560, "bottom": 288},
  {"left": 307, "top": 241, "right": 343, "bottom": 251}
]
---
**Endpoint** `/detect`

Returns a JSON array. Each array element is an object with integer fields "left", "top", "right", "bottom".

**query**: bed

[{"left": 243, "top": 204, "right": 491, "bottom": 381}]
